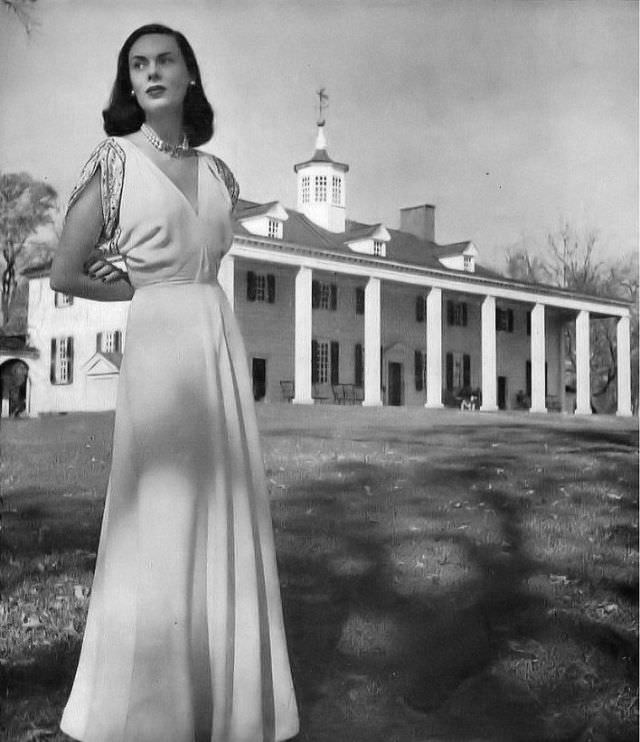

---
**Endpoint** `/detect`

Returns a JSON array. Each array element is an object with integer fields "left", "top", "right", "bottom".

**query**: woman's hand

[{"left": 84, "top": 251, "right": 127, "bottom": 283}]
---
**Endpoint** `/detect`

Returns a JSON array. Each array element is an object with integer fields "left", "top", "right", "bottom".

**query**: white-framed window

[
  {"left": 463, "top": 255, "right": 473, "bottom": 271},
  {"left": 246, "top": 271, "right": 276, "bottom": 303},
  {"left": 314, "top": 175, "right": 327, "bottom": 202},
  {"left": 314, "top": 340, "right": 330, "bottom": 384},
  {"left": 54, "top": 292, "right": 73, "bottom": 308},
  {"left": 50, "top": 336, "right": 73, "bottom": 385},
  {"left": 373, "top": 240, "right": 385, "bottom": 257},
  {"left": 446, "top": 300, "right": 468, "bottom": 327},
  {"left": 97, "top": 330, "right": 122, "bottom": 353},
  {"left": 496, "top": 308, "right": 514, "bottom": 332},
  {"left": 267, "top": 218, "right": 282, "bottom": 239},
  {"left": 331, "top": 176, "right": 342, "bottom": 206},
  {"left": 312, "top": 280, "right": 337, "bottom": 310},
  {"left": 301, "top": 176, "right": 310, "bottom": 204},
  {"left": 453, "top": 352, "right": 464, "bottom": 389}
]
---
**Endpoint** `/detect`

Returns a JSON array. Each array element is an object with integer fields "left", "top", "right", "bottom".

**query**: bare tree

[
  {"left": 505, "top": 223, "right": 638, "bottom": 412},
  {"left": 0, "top": 172, "right": 58, "bottom": 329}
]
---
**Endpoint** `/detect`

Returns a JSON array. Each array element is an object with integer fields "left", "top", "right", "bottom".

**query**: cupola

[{"left": 294, "top": 106, "right": 349, "bottom": 233}]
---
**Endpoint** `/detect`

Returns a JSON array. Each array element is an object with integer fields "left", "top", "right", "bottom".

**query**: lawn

[{"left": 0, "top": 406, "right": 638, "bottom": 741}]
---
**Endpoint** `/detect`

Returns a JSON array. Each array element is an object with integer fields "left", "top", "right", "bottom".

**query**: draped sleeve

[
  {"left": 67, "top": 138, "right": 126, "bottom": 255},
  {"left": 203, "top": 154, "right": 239, "bottom": 211}
]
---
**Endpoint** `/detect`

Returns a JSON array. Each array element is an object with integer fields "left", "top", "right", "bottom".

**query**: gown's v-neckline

[{"left": 123, "top": 137, "right": 201, "bottom": 217}]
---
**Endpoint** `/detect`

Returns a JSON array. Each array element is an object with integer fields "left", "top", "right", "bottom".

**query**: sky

[{"left": 0, "top": 0, "right": 637, "bottom": 269}]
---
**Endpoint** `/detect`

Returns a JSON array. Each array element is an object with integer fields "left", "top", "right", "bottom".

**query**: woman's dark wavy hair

[{"left": 102, "top": 24, "right": 214, "bottom": 146}]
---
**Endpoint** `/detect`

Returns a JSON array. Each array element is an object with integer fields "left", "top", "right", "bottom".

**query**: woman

[{"left": 51, "top": 24, "right": 299, "bottom": 742}]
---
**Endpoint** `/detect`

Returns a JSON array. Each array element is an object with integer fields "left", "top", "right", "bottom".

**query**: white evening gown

[{"left": 60, "top": 138, "right": 299, "bottom": 742}]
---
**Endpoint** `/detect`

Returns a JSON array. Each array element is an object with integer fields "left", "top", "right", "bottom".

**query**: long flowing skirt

[{"left": 61, "top": 281, "right": 299, "bottom": 742}]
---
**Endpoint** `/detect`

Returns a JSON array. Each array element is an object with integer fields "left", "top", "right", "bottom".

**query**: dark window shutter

[
  {"left": 355, "top": 343, "right": 363, "bottom": 387},
  {"left": 446, "top": 352, "right": 454, "bottom": 391},
  {"left": 311, "top": 339, "right": 319, "bottom": 384},
  {"left": 330, "top": 342, "right": 340, "bottom": 385},
  {"left": 246, "top": 271, "right": 256, "bottom": 301},
  {"left": 416, "top": 295, "right": 425, "bottom": 323},
  {"left": 114, "top": 331, "right": 122, "bottom": 353},
  {"left": 496, "top": 309, "right": 501, "bottom": 330},
  {"left": 312, "top": 280, "right": 320, "bottom": 308},
  {"left": 67, "top": 337, "right": 74, "bottom": 384},
  {"left": 330, "top": 283, "right": 337, "bottom": 311},
  {"left": 463, "top": 354, "right": 471, "bottom": 387},
  {"left": 355, "top": 287, "right": 365, "bottom": 315},
  {"left": 526, "top": 311, "right": 531, "bottom": 336},
  {"left": 462, "top": 303, "right": 468, "bottom": 327},
  {"left": 267, "top": 274, "right": 276, "bottom": 304},
  {"left": 508, "top": 309, "right": 514, "bottom": 332},
  {"left": 446, "top": 300, "right": 454, "bottom": 326},
  {"left": 96, "top": 332, "right": 103, "bottom": 352},
  {"left": 50, "top": 338, "right": 57, "bottom": 383},
  {"left": 525, "top": 360, "right": 532, "bottom": 398},
  {"left": 414, "top": 350, "right": 424, "bottom": 391}
]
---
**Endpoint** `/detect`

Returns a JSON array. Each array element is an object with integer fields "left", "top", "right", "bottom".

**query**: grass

[{"left": 0, "top": 406, "right": 638, "bottom": 741}]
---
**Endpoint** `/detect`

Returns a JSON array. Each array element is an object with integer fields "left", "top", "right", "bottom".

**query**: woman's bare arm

[{"left": 50, "top": 172, "right": 134, "bottom": 302}]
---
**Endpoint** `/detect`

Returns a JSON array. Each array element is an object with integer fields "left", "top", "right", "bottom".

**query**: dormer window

[
  {"left": 267, "top": 218, "right": 282, "bottom": 239},
  {"left": 314, "top": 175, "right": 327, "bottom": 202},
  {"left": 373, "top": 240, "right": 385, "bottom": 257},
  {"left": 54, "top": 292, "right": 73, "bottom": 308},
  {"left": 301, "top": 176, "right": 310, "bottom": 204},
  {"left": 331, "top": 176, "right": 342, "bottom": 206},
  {"left": 464, "top": 254, "right": 473, "bottom": 271}
]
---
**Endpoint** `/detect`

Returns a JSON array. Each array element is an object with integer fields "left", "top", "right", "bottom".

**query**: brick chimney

[{"left": 400, "top": 204, "right": 435, "bottom": 242}]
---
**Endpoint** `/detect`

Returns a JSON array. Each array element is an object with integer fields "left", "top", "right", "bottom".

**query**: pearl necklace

[{"left": 140, "top": 124, "right": 191, "bottom": 158}]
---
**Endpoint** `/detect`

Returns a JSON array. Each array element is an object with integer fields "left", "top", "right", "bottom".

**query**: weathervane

[{"left": 316, "top": 88, "right": 329, "bottom": 126}]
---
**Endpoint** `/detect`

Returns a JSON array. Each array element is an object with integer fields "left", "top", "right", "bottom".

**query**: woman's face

[{"left": 128, "top": 33, "right": 191, "bottom": 118}]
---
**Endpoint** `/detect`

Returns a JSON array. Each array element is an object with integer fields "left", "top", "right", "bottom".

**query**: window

[
  {"left": 463, "top": 255, "right": 473, "bottom": 271},
  {"left": 54, "top": 292, "right": 73, "bottom": 307},
  {"left": 246, "top": 271, "right": 276, "bottom": 303},
  {"left": 331, "top": 176, "right": 342, "bottom": 206},
  {"left": 373, "top": 240, "right": 385, "bottom": 257},
  {"left": 445, "top": 351, "right": 471, "bottom": 391},
  {"left": 496, "top": 308, "right": 514, "bottom": 332},
  {"left": 97, "top": 330, "right": 122, "bottom": 353},
  {"left": 354, "top": 343, "right": 363, "bottom": 387},
  {"left": 267, "top": 218, "right": 282, "bottom": 239},
  {"left": 312, "top": 340, "right": 330, "bottom": 384},
  {"left": 446, "top": 300, "right": 467, "bottom": 327},
  {"left": 355, "top": 287, "right": 365, "bottom": 316},
  {"left": 50, "top": 337, "right": 74, "bottom": 385},
  {"left": 312, "top": 280, "right": 337, "bottom": 310},
  {"left": 416, "top": 295, "right": 426, "bottom": 323},
  {"left": 414, "top": 350, "right": 426, "bottom": 391},
  {"left": 301, "top": 176, "right": 310, "bottom": 204},
  {"left": 314, "top": 175, "right": 327, "bottom": 202}
]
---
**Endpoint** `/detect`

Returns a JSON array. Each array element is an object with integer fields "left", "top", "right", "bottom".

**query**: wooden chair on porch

[{"left": 279, "top": 380, "right": 294, "bottom": 403}]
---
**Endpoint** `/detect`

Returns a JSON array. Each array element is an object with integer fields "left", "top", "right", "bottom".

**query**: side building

[{"left": 18, "top": 123, "right": 633, "bottom": 417}]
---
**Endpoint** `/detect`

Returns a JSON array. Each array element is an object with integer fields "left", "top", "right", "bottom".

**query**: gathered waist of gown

[{"left": 133, "top": 276, "right": 221, "bottom": 292}]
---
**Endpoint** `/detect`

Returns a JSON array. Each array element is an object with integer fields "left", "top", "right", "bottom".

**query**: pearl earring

[
  {"left": 189, "top": 80, "right": 196, "bottom": 87},
  {"left": 130, "top": 89, "right": 135, "bottom": 97}
]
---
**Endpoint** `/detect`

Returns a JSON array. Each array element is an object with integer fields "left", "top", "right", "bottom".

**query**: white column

[
  {"left": 363, "top": 277, "right": 382, "bottom": 406},
  {"left": 616, "top": 314, "right": 632, "bottom": 416},
  {"left": 575, "top": 310, "right": 591, "bottom": 415},
  {"left": 425, "top": 287, "right": 443, "bottom": 408},
  {"left": 293, "top": 266, "right": 313, "bottom": 404},
  {"left": 480, "top": 295, "right": 498, "bottom": 411},
  {"left": 529, "top": 303, "right": 547, "bottom": 413},
  {"left": 217, "top": 254, "right": 235, "bottom": 308}
]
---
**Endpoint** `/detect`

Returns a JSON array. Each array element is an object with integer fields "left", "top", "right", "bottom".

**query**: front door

[
  {"left": 252, "top": 358, "right": 266, "bottom": 401},
  {"left": 497, "top": 375, "right": 507, "bottom": 410},
  {"left": 388, "top": 362, "right": 403, "bottom": 406}
]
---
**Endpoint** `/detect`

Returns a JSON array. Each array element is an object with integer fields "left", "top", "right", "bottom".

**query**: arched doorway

[{"left": 0, "top": 359, "right": 29, "bottom": 417}]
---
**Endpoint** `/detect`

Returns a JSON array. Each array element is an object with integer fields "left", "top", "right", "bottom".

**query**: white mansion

[{"left": 11, "top": 123, "right": 633, "bottom": 417}]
